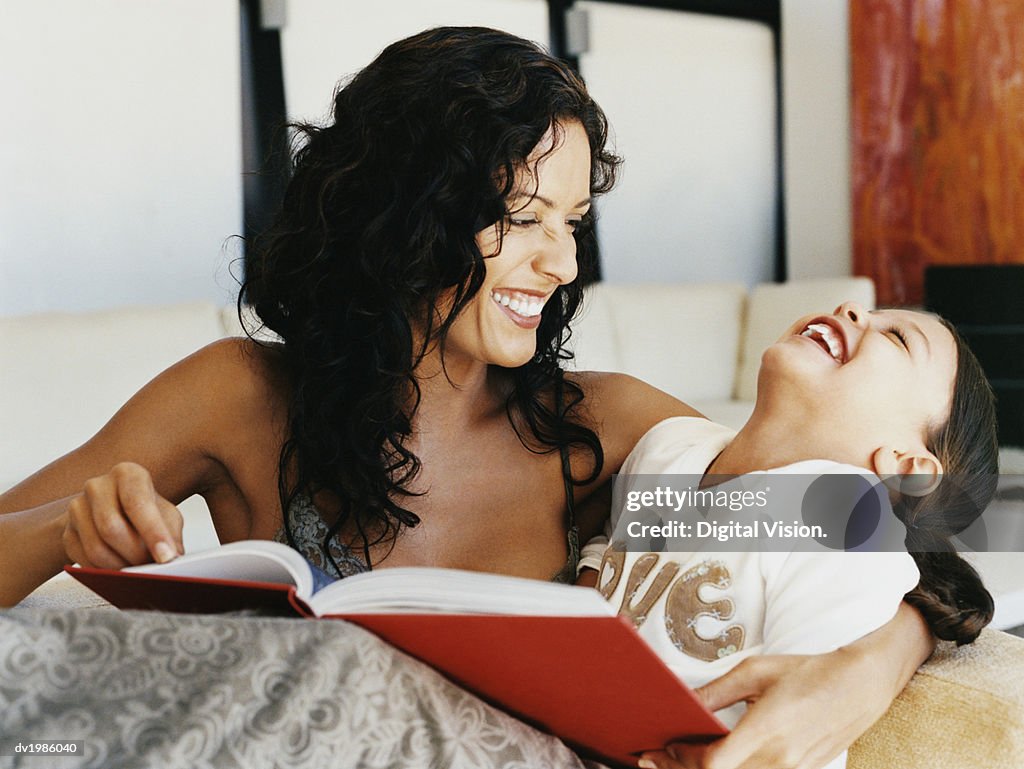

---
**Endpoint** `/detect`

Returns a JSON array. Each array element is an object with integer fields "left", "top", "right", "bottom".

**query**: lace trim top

[{"left": 273, "top": 494, "right": 369, "bottom": 579}]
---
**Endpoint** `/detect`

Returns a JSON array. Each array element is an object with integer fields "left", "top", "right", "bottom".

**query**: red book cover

[
  {"left": 67, "top": 564, "right": 728, "bottom": 766},
  {"left": 344, "top": 612, "right": 727, "bottom": 766}
]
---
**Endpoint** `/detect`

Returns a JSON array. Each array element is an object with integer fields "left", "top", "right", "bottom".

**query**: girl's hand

[{"left": 63, "top": 462, "right": 184, "bottom": 569}]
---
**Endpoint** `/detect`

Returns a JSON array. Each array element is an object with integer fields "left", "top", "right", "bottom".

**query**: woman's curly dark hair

[{"left": 240, "top": 26, "right": 621, "bottom": 571}]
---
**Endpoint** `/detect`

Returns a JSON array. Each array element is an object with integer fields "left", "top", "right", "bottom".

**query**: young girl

[{"left": 577, "top": 301, "right": 998, "bottom": 769}]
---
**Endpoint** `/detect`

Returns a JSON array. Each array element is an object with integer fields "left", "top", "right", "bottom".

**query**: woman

[{"left": 0, "top": 27, "right": 934, "bottom": 769}]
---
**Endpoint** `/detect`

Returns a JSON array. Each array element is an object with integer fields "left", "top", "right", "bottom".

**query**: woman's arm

[
  {"left": 570, "top": 371, "right": 705, "bottom": 474},
  {"left": 0, "top": 339, "right": 275, "bottom": 606},
  {"left": 0, "top": 478, "right": 184, "bottom": 607},
  {"left": 0, "top": 497, "right": 72, "bottom": 606},
  {"left": 1, "top": 464, "right": 188, "bottom": 608},
  {"left": 640, "top": 602, "right": 933, "bottom": 769}
]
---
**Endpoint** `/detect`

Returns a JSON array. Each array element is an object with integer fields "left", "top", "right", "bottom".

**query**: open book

[{"left": 67, "top": 540, "right": 728, "bottom": 766}]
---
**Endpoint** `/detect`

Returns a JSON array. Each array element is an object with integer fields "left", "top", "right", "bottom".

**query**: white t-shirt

[{"left": 586, "top": 417, "right": 919, "bottom": 766}]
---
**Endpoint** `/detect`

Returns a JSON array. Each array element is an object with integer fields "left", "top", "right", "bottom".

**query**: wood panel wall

[{"left": 851, "top": 0, "right": 1024, "bottom": 306}]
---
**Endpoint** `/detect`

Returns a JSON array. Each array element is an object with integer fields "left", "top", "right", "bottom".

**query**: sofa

[
  {"left": 566, "top": 276, "right": 876, "bottom": 429},
  {"left": 3, "top": 279, "right": 1023, "bottom": 768}
]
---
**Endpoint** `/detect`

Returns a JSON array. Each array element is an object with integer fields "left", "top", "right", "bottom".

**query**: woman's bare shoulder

[
  {"left": 188, "top": 337, "right": 289, "bottom": 409},
  {"left": 158, "top": 338, "right": 292, "bottom": 456},
  {"left": 568, "top": 371, "right": 705, "bottom": 471},
  {"left": 138, "top": 337, "right": 286, "bottom": 422},
  {"left": 571, "top": 370, "right": 703, "bottom": 423}
]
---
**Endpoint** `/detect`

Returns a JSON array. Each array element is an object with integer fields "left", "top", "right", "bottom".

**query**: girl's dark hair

[
  {"left": 240, "top": 27, "right": 619, "bottom": 570},
  {"left": 895, "top": 319, "right": 999, "bottom": 645}
]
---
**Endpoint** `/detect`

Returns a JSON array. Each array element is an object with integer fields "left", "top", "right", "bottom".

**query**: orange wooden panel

[{"left": 851, "top": 0, "right": 1024, "bottom": 305}]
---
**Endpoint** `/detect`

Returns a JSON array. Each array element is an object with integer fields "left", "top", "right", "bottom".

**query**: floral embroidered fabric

[{"left": 0, "top": 608, "right": 607, "bottom": 769}]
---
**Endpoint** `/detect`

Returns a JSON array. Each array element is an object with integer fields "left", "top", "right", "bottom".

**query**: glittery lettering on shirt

[
  {"left": 614, "top": 553, "right": 681, "bottom": 629},
  {"left": 663, "top": 560, "right": 746, "bottom": 662}
]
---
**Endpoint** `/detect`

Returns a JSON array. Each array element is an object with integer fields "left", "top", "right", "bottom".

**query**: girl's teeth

[{"left": 800, "top": 323, "right": 842, "bottom": 362}]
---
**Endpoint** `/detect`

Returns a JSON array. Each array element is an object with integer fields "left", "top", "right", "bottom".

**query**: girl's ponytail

[{"left": 903, "top": 550, "right": 994, "bottom": 646}]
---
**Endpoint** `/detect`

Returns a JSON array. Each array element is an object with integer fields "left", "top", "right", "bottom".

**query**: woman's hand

[
  {"left": 0, "top": 461, "right": 183, "bottom": 606},
  {"left": 639, "top": 651, "right": 876, "bottom": 769},
  {"left": 63, "top": 462, "right": 184, "bottom": 569},
  {"left": 638, "top": 604, "right": 933, "bottom": 769}
]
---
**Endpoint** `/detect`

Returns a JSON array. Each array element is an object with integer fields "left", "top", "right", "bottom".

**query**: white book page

[
  {"left": 122, "top": 540, "right": 314, "bottom": 600},
  {"left": 307, "top": 566, "right": 616, "bottom": 617}
]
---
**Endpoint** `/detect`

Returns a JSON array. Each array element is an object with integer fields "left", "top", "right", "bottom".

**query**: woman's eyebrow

[{"left": 510, "top": 194, "right": 592, "bottom": 210}]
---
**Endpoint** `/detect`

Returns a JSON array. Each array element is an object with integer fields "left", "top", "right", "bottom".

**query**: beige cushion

[
  {"left": 850, "top": 628, "right": 1024, "bottom": 769},
  {"left": 0, "top": 302, "right": 226, "bottom": 493},
  {"left": 566, "top": 283, "right": 621, "bottom": 373},
  {"left": 688, "top": 398, "right": 754, "bottom": 432},
  {"left": 570, "top": 282, "right": 747, "bottom": 403},
  {"left": 734, "top": 277, "right": 875, "bottom": 401},
  {"left": 219, "top": 304, "right": 282, "bottom": 343}
]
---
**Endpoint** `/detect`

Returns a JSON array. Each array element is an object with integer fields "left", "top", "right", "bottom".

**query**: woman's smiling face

[{"left": 438, "top": 120, "right": 592, "bottom": 372}]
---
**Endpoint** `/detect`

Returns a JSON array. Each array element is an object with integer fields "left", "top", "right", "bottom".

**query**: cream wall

[
  {"left": 551, "top": 0, "right": 853, "bottom": 286},
  {"left": 781, "top": 0, "right": 851, "bottom": 280},
  {"left": 0, "top": 0, "right": 852, "bottom": 318},
  {"left": 0, "top": 0, "right": 243, "bottom": 317},
  {"left": 577, "top": 4, "right": 778, "bottom": 287},
  {"left": 279, "top": 0, "right": 548, "bottom": 126}
]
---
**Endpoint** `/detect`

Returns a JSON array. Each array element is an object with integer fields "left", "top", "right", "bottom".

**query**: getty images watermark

[{"left": 612, "top": 473, "right": 1023, "bottom": 553}]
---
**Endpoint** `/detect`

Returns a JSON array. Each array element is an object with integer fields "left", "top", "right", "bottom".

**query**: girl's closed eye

[{"left": 886, "top": 326, "right": 910, "bottom": 351}]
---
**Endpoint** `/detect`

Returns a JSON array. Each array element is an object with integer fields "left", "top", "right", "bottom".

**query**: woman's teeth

[
  {"left": 801, "top": 323, "right": 844, "bottom": 362},
  {"left": 491, "top": 291, "right": 544, "bottom": 318}
]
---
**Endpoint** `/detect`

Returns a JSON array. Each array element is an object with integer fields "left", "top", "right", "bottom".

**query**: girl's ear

[{"left": 871, "top": 446, "right": 943, "bottom": 496}]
